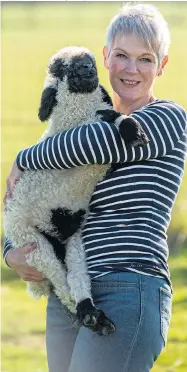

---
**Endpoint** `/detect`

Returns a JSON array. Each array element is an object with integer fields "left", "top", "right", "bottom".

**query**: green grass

[
  {"left": 1, "top": 251, "right": 187, "bottom": 372},
  {"left": 1, "top": 265, "right": 48, "bottom": 372},
  {"left": 1, "top": 258, "right": 47, "bottom": 369},
  {"left": 1, "top": 2, "right": 187, "bottom": 371}
]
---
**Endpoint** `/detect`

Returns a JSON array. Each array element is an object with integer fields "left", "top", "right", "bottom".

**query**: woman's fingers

[
  {"left": 5, "top": 160, "right": 23, "bottom": 194},
  {"left": 3, "top": 191, "right": 12, "bottom": 211},
  {"left": 4, "top": 161, "right": 23, "bottom": 207},
  {"left": 3, "top": 190, "right": 11, "bottom": 203},
  {"left": 6, "top": 244, "right": 45, "bottom": 282},
  {"left": 24, "top": 266, "right": 45, "bottom": 279},
  {"left": 17, "top": 271, "right": 44, "bottom": 282},
  {"left": 17, "top": 264, "right": 45, "bottom": 281}
]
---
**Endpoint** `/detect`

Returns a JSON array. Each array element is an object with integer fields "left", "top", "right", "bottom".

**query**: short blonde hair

[{"left": 106, "top": 3, "right": 171, "bottom": 66}]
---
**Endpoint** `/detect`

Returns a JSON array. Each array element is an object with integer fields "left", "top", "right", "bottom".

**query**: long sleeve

[
  {"left": 16, "top": 100, "right": 187, "bottom": 171},
  {"left": 3, "top": 237, "right": 14, "bottom": 266}
]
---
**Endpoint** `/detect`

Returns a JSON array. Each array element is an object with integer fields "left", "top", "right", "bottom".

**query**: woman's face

[{"left": 103, "top": 34, "right": 168, "bottom": 104}]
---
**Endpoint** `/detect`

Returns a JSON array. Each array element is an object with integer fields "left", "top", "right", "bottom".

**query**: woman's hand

[
  {"left": 4, "top": 160, "right": 23, "bottom": 203},
  {"left": 6, "top": 243, "right": 45, "bottom": 282}
]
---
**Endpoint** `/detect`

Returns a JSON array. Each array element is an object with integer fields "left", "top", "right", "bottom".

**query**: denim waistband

[{"left": 91, "top": 272, "right": 172, "bottom": 294}]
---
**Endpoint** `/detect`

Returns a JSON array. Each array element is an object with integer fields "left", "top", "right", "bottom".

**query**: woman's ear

[
  {"left": 158, "top": 55, "right": 168, "bottom": 77},
  {"left": 103, "top": 46, "right": 109, "bottom": 69}
]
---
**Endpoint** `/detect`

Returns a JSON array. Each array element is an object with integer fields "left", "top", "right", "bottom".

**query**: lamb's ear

[
  {"left": 38, "top": 87, "right": 57, "bottom": 122},
  {"left": 99, "top": 84, "right": 113, "bottom": 106}
]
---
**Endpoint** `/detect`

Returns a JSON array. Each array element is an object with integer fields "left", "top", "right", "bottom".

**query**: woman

[{"left": 4, "top": 4, "right": 187, "bottom": 372}]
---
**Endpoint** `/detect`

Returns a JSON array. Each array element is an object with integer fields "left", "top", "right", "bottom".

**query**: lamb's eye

[{"left": 49, "top": 59, "right": 66, "bottom": 80}]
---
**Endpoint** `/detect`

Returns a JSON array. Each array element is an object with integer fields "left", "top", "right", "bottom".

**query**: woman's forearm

[
  {"left": 16, "top": 122, "right": 127, "bottom": 170},
  {"left": 16, "top": 101, "right": 186, "bottom": 171}
]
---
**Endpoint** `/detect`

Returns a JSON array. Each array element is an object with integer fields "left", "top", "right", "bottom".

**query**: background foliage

[{"left": 1, "top": 1, "right": 187, "bottom": 371}]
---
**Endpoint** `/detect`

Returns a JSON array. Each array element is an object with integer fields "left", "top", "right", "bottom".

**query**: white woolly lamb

[{"left": 4, "top": 46, "right": 148, "bottom": 335}]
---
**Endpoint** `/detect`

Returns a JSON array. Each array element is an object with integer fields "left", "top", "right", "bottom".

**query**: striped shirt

[{"left": 4, "top": 99, "right": 187, "bottom": 288}]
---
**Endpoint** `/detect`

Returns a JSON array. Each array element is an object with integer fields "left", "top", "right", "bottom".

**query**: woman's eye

[
  {"left": 140, "top": 58, "right": 152, "bottom": 63},
  {"left": 116, "top": 54, "right": 127, "bottom": 58}
]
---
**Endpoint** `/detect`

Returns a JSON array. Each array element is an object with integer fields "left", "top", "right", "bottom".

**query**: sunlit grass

[{"left": 1, "top": 264, "right": 48, "bottom": 372}]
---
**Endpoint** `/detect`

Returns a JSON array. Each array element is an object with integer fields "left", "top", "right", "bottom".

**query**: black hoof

[
  {"left": 81, "top": 311, "right": 98, "bottom": 327},
  {"left": 76, "top": 298, "right": 115, "bottom": 335},
  {"left": 92, "top": 309, "right": 116, "bottom": 336},
  {"left": 118, "top": 117, "right": 149, "bottom": 147}
]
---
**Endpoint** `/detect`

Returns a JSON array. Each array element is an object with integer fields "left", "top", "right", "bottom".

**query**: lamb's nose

[{"left": 83, "top": 63, "right": 93, "bottom": 71}]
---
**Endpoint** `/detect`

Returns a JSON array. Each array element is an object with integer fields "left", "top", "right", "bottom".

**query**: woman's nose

[{"left": 124, "top": 59, "right": 138, "bottom": 73}]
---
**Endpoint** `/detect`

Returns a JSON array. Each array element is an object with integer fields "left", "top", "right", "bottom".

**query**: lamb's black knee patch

[
  {"left": 76, "top": 298, "right": 95, "bottom": 314},
  {"left": 37, "top": 229, "right": 66, "bottom": 263},
  {"left": 99, "top": 85, "right": 113, "bottom": 106},
  {"left": 49, "top": 58, "right": 67, "bottom": 81},
  {"left": 51, "top": 208, "right": 85, "bottom": 241},
  {"left": 119, "top": 117, "right": 149, "bottom": 146},
  {"left": 96, "top": 109, "right": 120, "bottom": 123},
  {"left": 38, "top": 87, "right": 58, "bottom": 122},
  {"left": 36, "top": 208, "right": 85, "bottom": 263}
]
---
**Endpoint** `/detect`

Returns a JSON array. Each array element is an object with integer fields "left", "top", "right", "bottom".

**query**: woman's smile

[{"left": 120, "top": 79, "right": 141, "bottom": 87}]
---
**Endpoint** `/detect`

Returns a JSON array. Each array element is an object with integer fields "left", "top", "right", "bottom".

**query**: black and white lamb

[{"left": 4, "top": 46, "right": 148, "bottom": 335}]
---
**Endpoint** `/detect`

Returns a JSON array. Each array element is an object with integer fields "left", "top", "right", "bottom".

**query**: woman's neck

[{"left": 113, "top": 92, "right": 157, "bottom": 115}]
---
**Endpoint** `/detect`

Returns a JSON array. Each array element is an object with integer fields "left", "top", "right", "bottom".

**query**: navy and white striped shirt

[{"left": 4, "top": 100, "right": 187, "bottom": 288}]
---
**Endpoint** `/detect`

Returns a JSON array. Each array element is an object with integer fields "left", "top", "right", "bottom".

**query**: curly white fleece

[{"left": 4, "top": 47, "right": 123, "bottom": 313}]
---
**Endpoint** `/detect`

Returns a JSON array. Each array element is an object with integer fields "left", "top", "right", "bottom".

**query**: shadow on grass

[
  {"left": 169, "top": 337, "right": 187, "bottom": 343},
  {"left": 31, "top": 330, "right": 46, "bottom": 335},
  {"left": 2, "top": 329, "right": 45, "bottom": 343}
]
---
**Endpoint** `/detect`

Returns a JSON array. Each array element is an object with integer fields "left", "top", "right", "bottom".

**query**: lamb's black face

[
  {"left": 68, "top": 54, "right": 98, "bottom": 93},
  {"left": 49, "top": 53, "right": 99, "bottom": 94}
]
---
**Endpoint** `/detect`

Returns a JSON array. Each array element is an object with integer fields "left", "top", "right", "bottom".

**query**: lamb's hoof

[
  {"left": 91, "top": 309, "right": 116, "bottom": 336},
  {"left": 119, "top": 117, "right": 149, "bottom": 147},
  {"left": 76, "top": 298, "right": 115, "bottom": 335}
]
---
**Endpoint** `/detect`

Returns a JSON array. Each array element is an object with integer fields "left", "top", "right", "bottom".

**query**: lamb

[{"left": 4, "top": 46, "right": 148, "bottom": 335}]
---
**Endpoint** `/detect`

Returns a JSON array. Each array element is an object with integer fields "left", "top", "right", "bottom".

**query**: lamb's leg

[
  {"left": 4, "top": 191, "right": 75, "bottom": 311},
  {"left": 65, "top": 232, "right": 115, "bottom": 335},
  {"left": 25, "top": 231, "right": 76, "bottom": 313},
  {"left": 27, "top": 280, "right": 51, "bottom": 299},
  {"left": 5, "top": 207, "right": 75, "bottom": 311},
  {"left": 96, "top": 109, "right": 149, "bottom": 147}
]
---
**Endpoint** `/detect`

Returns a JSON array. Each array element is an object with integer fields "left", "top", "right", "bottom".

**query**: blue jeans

[{"left": 46, "top": 272, "right": 172, "bottom": 372}]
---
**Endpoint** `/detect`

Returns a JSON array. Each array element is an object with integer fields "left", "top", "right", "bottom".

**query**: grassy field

[
  {"left": 1, "top": 251, "right": 187, "bottom": 372},
  {"left": 1, "top": 1, "right": 187, "bottom": 371}
]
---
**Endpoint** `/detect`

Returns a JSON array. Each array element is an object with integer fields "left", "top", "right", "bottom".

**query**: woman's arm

[
  {"left": 3, "top": 237, "right": 14, "bottom": 266},
  {"left": 16, "top": 100, "right": 186, "bottom": 171},
  {"left": 15, "top": 100, "right": 186, "bottom": 171}
]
